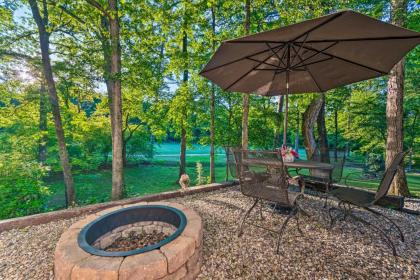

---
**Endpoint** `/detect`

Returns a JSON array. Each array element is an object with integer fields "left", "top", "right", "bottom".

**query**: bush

[{"left": 0, "top": 153, "right": 50, "bottom": 219}]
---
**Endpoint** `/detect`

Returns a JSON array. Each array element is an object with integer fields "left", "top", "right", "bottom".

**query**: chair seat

[
  {"left": 241, "top": 183, "right": 300, "bottom": 207},
  {"left": 330, "top": 187, "right": 375, "bottom": 207},
  {"left": 301, "top": 175, "right": 329, "bottom": 183}
]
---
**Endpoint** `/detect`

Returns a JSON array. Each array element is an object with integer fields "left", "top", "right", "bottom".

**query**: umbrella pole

[{"left": 283, "top": 71, "right": 289, "bottom": 146}]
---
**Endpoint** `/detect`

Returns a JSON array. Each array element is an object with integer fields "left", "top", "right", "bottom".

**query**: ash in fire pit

[
  {"left": 92, "top": 221, "right": 177, "bottom": 252},
  {"left": 78, "top": 205, "right": 186, "bottom": 257},
  {"left": 104, "top": 230, "right": 169, "bottom": 252}
]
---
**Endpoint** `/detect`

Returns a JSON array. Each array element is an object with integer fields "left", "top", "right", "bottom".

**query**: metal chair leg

[
  {"left": 364, "top": 207, "right": 404, "bottom": 242},
  {"left": 328, "top": 201, "right": 346, "bottom": 229},
  {"left": 276, "top": 208, "right": 296, "bottom": 254},
  {"left": 259, "top": 200, "right": 265, "bottom": 220},
  {"left": 295, "top": 212, "right": 303, "bottom": 236},
  {"left": 349, "top": 212, "right": 397, "bottom": 256},
  {"left": 328, "top": 207, "right": 339, "bottom": 229},
  {"left": 323, "top": 194, "right": 329, "bottom": 208},
  {"left": 328, "top": 202, "right": 398, "bottom": 256},
  {"left": 238, "top": 198, "right": 259, "bottom": 237}
]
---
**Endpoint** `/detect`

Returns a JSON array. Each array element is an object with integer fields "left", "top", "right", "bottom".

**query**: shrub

[
  {"left": 0, "top": 153, "right": 50, "bottom": 219},
  {"left": 195, "top": 162, "right": 205, "bottom": 185}
]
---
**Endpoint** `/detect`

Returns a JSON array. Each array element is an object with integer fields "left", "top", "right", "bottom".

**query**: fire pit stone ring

[{"left": 54, "top": 202, "right": 203, "bottom": 280}]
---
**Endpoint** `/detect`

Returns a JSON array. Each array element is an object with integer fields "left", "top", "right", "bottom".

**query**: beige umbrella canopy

[{"left": 199, "top": 10, "right": 420, "bottom": 145}]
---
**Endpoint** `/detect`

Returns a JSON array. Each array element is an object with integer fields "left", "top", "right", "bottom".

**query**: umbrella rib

[
  {"left": 290, "top": 11, "right": 345, "bottom": 42},
  {"left": 265, "top": 42, "right": 283, "bottom": 62},
  {"left": 291, "top": 41, "right": 338, "bottom": 68},
  {"left": 254, "top": 68, "right": 286, "bottom": 71},
  {"left": 199, "top": 43, "right": 284, "bottom": 74},
  {"left": 290, "top": 44, "right": 323, "bottom": 92},
  {"left": 246, "top": 57, "right": 284, "bottom": 69},
  {"left": 296, "top": 43, "right": 388, "bottom": 74},
  {"left": 290, "top": 33, "right": 308, "bottom": 66},
  {"left": 267, "top": 48, "right": 286, "bottom": 95},
  {"left": 224, "top": 45, "right": 285, "bottom": 91},
  {"left": 292, "top": 56, "right": 334, "bottom": 69}
]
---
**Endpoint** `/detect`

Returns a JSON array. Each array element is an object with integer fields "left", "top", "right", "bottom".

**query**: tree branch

[
  {"left": 125, "top": 123, "right": 141, "bottom": 142},
  {"left": 123, "top": 113, "right": 130, "bottom": 133},
  {"left": 47, "top": 1, "right": 86, "bottom": 24},
  {"left": 0, "top": 50, "right": 37, "bottom": 62},
  {"left": 85, "top": 0, "right": 111, "bottom": 19}
]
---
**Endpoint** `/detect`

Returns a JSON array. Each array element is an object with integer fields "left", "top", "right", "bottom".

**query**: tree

[
  {"left": 179, "top": 29, "right": 188, "bottom": 178},
  {"left": 386, "top": 0, "right": 409, "bottom": 196},
  {"left": 302, "top": 96, "right": 323, "bottom": 160},
  {"left": 86, "top": 0, "right": 124, "bottom": 200},
  {"left": 28, "top": 0, "right": 75, "bottom": 206},
  {"left": 326, "top": 87, "right": 351, "bottom": 160},
  {"left": 241, "top": 0, "right": 251, "bottom": 150},
  {"left": 317, "top": 93, "right": 329, "bottom": 163},
  {"left": 209, "top": 4, "right": 216, "bottom": 183}
]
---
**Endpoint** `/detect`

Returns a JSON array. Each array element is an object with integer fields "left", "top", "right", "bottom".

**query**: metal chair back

[
  {"left": 232, "top": 149, "right": 292, "bottom": 207},
  {"left": 227, "top": 147, "right": 241, "bottom": 179},
  {"left": 330, "top": 152, "right": 346, "bottom": 183},
  {"left": 373, "top": 151, "right": 406, "bottom": 203}
]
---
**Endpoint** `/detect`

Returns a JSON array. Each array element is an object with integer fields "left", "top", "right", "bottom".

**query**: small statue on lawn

[{"left": 179, "top": 174, "right": 190, "bottom": 190}]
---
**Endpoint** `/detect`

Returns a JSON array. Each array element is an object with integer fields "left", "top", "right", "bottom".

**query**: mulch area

[{"left": 0, "top": 186, "right": 419, "bottom": 279}]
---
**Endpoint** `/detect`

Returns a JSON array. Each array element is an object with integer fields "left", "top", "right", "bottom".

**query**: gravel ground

[{"left": 0, "top": 187, "right": 419, "bottom": 280}]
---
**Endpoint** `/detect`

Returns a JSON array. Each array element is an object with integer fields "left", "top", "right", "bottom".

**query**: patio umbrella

[{"left": 199, "top": 10, "right": 420, "bottom": 146}]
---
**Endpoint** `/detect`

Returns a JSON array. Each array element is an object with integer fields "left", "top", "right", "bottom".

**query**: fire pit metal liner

[{"left": 78, "top": 205, "right": 187, "bottom": 257}]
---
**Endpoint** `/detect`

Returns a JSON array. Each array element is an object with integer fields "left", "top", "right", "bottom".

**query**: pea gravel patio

[{"left": 0, "top": 187, "right": 419, "bottom": 280}]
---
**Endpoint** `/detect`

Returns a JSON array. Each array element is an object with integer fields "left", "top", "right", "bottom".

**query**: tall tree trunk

[
  {"left": 241, "top": 0, "right": 251, "bottom": 151},
  {"left": 386, "top": 0, "right": 409, "bottom": 196},
  {"left": 38, "top": 82, "right": 48, "bottom": 165},
  {"left": 108, "top": 0, "right": 124, "bottom": 200},
  {"left": 302, "top": 97, "right": 323, "bottom": 161},
  {"left": 179, "top": 30, "right": 188, "bottom": 178},
  {"left": 317, "top": 93, "right": 330, "bottom": 163},
  {"left": 29, "top": 0, "right": 75, "bottom": 206},
  {"left": 334, "top": 109, "right": 338, "bottom": 161},
  {"left": 209, "top": 6, "right": 216, "bottom": 183}
]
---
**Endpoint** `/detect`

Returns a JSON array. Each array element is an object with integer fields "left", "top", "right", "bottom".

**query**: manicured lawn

[{"left": 45, "top": 164, "right": 229, "bottom": 210}]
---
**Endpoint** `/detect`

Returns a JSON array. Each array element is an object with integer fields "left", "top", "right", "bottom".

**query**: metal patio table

[
  {"left": 242, "top": 157, "right": 334, "bottom": 193},
  {"left": 242, "top": 157, "right": 334, "bottom": 173}
]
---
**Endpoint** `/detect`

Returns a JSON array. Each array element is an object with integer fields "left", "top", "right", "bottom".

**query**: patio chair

[
  {"left": 294, "top": 151, "right": 346, "bottom": 207},
  {"left": 328, "top": 151, "right": 407, "bottom": 256},
  {"left": 230, "top": 148, "right": 307, "bottom": 254}
]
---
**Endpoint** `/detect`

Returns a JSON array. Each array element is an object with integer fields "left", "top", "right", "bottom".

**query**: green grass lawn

[{"left": 45, "top": 164, "right": 229, "bottom": 210}]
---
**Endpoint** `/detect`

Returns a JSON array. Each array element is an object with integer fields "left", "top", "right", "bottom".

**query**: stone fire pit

[{"left": 54, "top": 202, "right": 203, "bottom": 280}]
